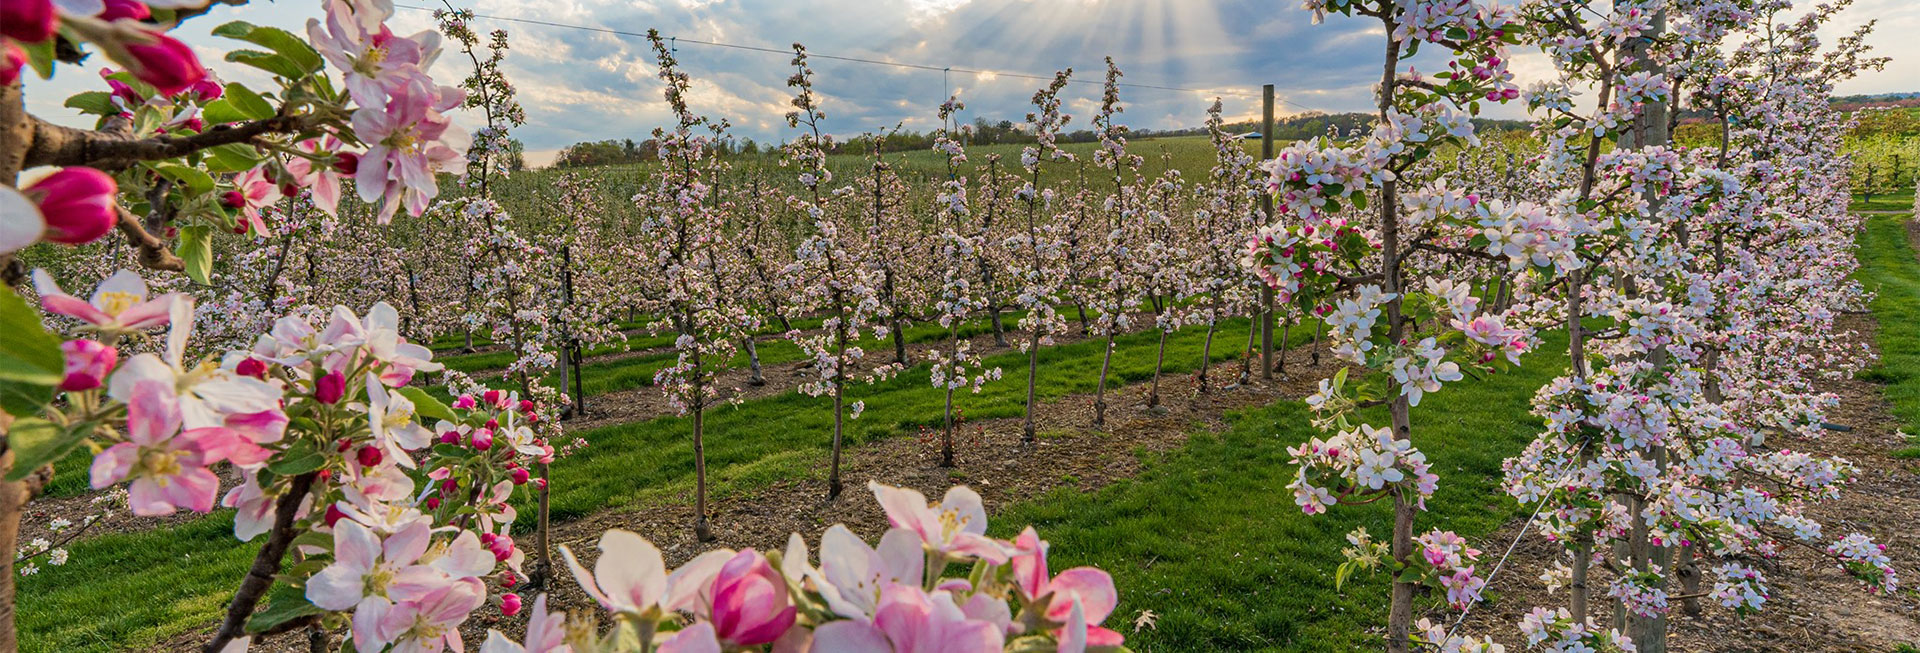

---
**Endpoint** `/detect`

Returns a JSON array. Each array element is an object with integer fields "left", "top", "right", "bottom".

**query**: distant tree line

[{"left": 548, "top": 111, "right": 1532, "bottom": 169}]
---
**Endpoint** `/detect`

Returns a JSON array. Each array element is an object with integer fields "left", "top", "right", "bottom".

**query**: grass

[
  {"left": 989, "top": 333, "right": 1567, "bottom": 651},
  {"left": 1855, "top": 214, "right": 1920, "bottom": 440},
  {"left": 1851, "top": 191, "right": 1915, "bottom": 213},
  {"left": 14, "top": 314, "right": 1292, "bottom": 652}
]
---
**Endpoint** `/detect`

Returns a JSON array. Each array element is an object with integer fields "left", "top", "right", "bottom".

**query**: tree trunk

[
  {"left": 1023, "top": 326, "right": 1042, "bottom": 443},
  {"left": 204, "top": 472, "right": 318, "bottom": 652},
  {"left": 1093, "top": 332, "right": 1116, "bottom": 428},
  {"left": 691, "top": 336, "right": 713, "bottom": 541},
  {"left": 743, "top": 337, "right": 765, "bottom": 386},
  {"left": 827, "top": 318, "right": 848, "bottom": 499},
  {"left": 943, "top": 328, "right": 960, "bottom": 468},
  {"left": 1197, "top": 320, "right": 1217, "bottom": 393},
  {"left": 1148, "top": 329, "right": 1168, "bottom": 409}
]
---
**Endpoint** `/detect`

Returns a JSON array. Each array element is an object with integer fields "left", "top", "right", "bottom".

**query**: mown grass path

[{"left": 15, "top": 315, "right": 1286, "bottom": 652}]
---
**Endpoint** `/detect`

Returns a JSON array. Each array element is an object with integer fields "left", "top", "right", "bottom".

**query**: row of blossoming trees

[
  {"left": 0, "top": 0, "right": 1899, "bottom": 652},
  {"left": 1243, "top": 0, "right": 1896, "bottom": 652},
  {"left": 0, "top": 0, "right": 1184, "bottom": 651}
]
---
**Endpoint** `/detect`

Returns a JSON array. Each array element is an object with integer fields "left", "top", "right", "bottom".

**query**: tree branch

[
  {"left": 203, "top": 471, "right": 316, "bottom": 653},
  {"left": 116, "top": 207, "right": 183, "bottom": 272},
  {"left": 24, "top": 111, "right": 321, "bottom": 172}
]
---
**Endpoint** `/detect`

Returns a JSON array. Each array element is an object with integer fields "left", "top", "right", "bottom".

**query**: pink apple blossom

[
  {"left": 89, "top": 380, "right": 241, "bottom": 516},
  {"left": 868, "top": 481, "right": 1008, "bottom": 563},
  {"left": 57, "top": 339, "right": 117, "bottom": 391},
  {"left": 31, "top": 268, "right": 179, "bottom": 333},
  {"left": 350, "top": 77, "right": 467, "bottom": 223}
]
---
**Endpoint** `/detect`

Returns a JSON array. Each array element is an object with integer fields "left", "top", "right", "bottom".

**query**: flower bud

[
  {"left": 58, "top": 340, "right": 117, "bottom": 391},
  {"left": 332, "top": 151, "right": 360, "bottom": 175},
  {"left": 424, "top": 496, "right": 441, "bottom": 510},
  {"left": 437, "top": 430, "right": 461, "bottom": 445},
  {"left": 471, "top": 430, "right": 493, "bottom": 451},
  {"left": 189, "top": 74, "right": 223, "bottom": 101},
  {"left": 499, "top": 593, "right": 522, "bottom": 616},
  {"left": 0, "top": 0, "right": 56, "bottom": 44},
  {"left": 355, "top": 445, "right": 383, "bottom": 468},
  {"left": 315, "top": 370, "right": 345, "bottom": 404},
  {"left": 517, "top": 399, "right": 534, "bottom": 413},
  {"left": 221, "top": 190, "right": 246, "bottom": 209},
  {"left": 533, "top": 478, "right": 547, "bottom": 490},
  {"left": 441, "top": 478, "right": 458, "bottom": 493},
  {"left": 501, "top": 573, "right": 518, "bottom": 588},
  {"left": 234, "top": 357, "right": 268, "bottom": 379},
  {"left": 483, "top": 418, "right": 498, "bottom": 430},
  {"left": 323, "top": 504, "right": 346, "bottom": 527},
  {"left": 451, "top": 394, "right": 477, "bottom": 409},
  {"left": 98, "top": 0, "right": 152, "bottom": 22},
  {"left": 509, "top": 467, "right": 530, "bottom": 485},
  {"left": 0, "top": 42, "right": 26, "bottom": 87},
  {"left": 123, "top": 29, "right": 205, "bottom": 96},
  {"left": 24, "top": 167, "right": 118, "bottom": 246}
]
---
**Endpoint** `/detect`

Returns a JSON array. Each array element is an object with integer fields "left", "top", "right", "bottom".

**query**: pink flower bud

[
  {"left": 333, "top": 151, "right": 360, "bottom": 175},
  {"left": 533, "top": 478, "right": 547, "bottom": 490},
  {"left": 323, "top": 504, "right": 346, "bottom": 527},
  {"left": 0, "top": 42, "right": 26, "bottom": 87},
  {"left": 424, "top": 496, "right": 441, "bottom": 509},
  {"left": 509, "top": 467, "right": 530, "bottom": 485},
  {"left": 355, "top": 445, "right": 383, "bottom": 468},
  {"left": 482, "top": 390, "right": 503, "bottom": 407},
  {"left": 234, "top": 357, "right": 268, "bottom": 379},
  {"left": 58, "top": 340, "right": 117, "bottom": 391},
  {"left": 98, "top": 0, "right": 152, "bottom": 22},
  {"left": 483, "top": 418, "right": 498, "bottom": 430},
  {"left": 123, "top": 29, "right": 205, "bottom": 96},
  {"left": 517, "top": 399, "right": 534, "bottom": 413},
  {"left": 501, "top": 573, "right": 518, "bottom": 588},
  {"left": 24, "top": 167, "right": 117, "bottom": 246},
  {"left": 441, "top": 478, "right": 458, "bottom": 493},
  {"left": 315, "top": 370, "right": 345, "bottom": 404},
  {"left": 499, "top": 593, "right": 522, "bottom": 616},
  {"left": 220, "top": 190, "right": 246, "bottom": 209},
  {"left": 452, "top": 394, "right": 477, "bottom": 409},
  {"left": 189, "top": 74, "right": 222, "bottom": 101},
  {"left": 471, "top": 430, "right": 493, "bottom": 451},
  {"left": 0, "top": 0, "right": 56, "bottom": 43},
  {"left": 438, "top": 430, "right": 461, "bottom": 445}
]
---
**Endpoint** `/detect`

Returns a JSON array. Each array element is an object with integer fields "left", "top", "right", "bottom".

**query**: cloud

[{"left": 16, "top": 0, "right": 1915, "bottom": 154}]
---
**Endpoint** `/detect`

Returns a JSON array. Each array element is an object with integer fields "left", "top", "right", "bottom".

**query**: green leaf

[
  {"left": 396, "top": 386, "right": 456, "bottom": 423},
  {"left": 152, "top": 162, "right": 214, "bottom": 196},
  {"left": 224, "top": 82, "right": 276, "bottom": 121},
  {"left": 3, "top": 419, "right": 89, "bottom": 482},
  {"left": 0, "top": 288, "right": 63, "bottom": 416},
  {"left": 267, "top": 446, "right": 327, "bottom": 476},
  {"left": 177, "top": 226, "right": 213, "bottom": 285},
  {"left": 22, "top": 37, "right": 54, "bottom": 79},
  {"left": 199, "top": 99, "right": 249, "bottom": 127},
  {"left": 62, "top": 92, "right": 115, "bottom": 116},
  {"left": 204, "top": 143, "right": 262, "bottom": 174},
  {"left": 290, "top": 530, "right": 334, "bottom": 551},
  {"left": 212, "top": 21, "right": 323, "bottom": 75},
  {"left": 244, "top": 582, "right": 326, "bottom": 634},
  {"left": 225, "top": 49, "right": 306, "bottom": 81}
]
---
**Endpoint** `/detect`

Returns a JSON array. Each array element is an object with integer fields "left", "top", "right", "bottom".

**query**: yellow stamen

[{"left": 97, "top": 290, "right": 140, "bottom": 316}]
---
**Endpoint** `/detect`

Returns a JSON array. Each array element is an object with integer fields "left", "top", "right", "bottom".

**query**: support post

[{"left": 1259, "top": 84, "right": 1276, "bottom": 381}]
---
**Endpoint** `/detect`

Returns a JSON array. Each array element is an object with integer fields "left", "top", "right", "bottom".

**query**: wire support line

[{"left": 394, "top": 2, "right": 1324, "bottom": 111}]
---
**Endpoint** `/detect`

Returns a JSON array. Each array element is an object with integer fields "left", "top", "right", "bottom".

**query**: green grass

[
  {"left": 1856, "top": 214, "right": 1920, "bottom": 438},
  {"left": 989, "top": 333, "right": 1567, "bottom": 651},
  {"left": 14, "top": 314, "right": 1287, "bottom": 652},
  {"left": 1852, "top": 191, "right": 1915, "bottom": 213}
]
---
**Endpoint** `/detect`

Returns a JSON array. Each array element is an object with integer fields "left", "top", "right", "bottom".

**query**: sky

[{"left": 22, "top": 0, "right": 1918, "bottom": 167}]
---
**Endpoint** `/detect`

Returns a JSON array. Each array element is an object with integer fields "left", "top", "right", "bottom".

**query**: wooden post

[{"left": 1259, "top": 84, "right": 1276, "bottom": 381}]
